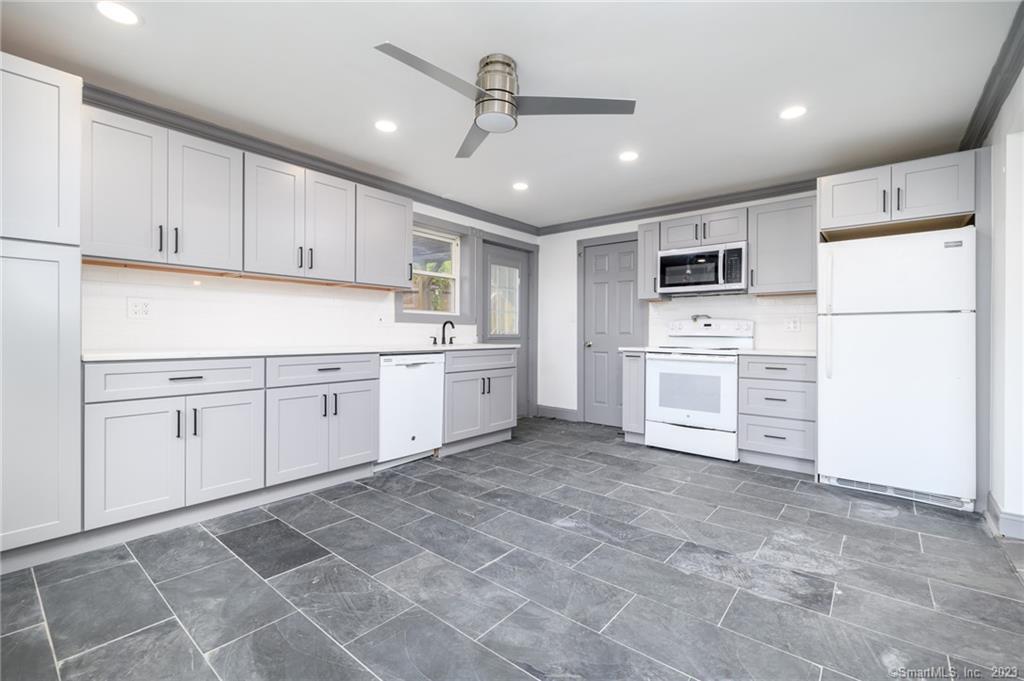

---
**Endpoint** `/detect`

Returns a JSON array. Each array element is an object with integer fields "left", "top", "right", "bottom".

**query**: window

[
  {"left": 402, "top": 228, "right": 460, "bottom": 314},
  {"left": 489, "top": 263, "right": 520, "bottom": 335}
]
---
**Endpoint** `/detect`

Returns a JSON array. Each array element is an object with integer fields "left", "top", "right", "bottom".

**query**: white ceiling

[{"left": 1, "top": 2, "right": 1016, "bottom": 228}]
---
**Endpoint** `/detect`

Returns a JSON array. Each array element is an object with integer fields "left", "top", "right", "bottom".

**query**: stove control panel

[{"left": 667, "top": 318, "right": 754, "bottom": 337}]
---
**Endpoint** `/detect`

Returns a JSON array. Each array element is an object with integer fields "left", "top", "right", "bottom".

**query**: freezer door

[
  {"left": 817, "top": 312, "right": 975, "bottom": 499},
  {"left": 818, "top": 226, "right": 975, "bottom": 314}
]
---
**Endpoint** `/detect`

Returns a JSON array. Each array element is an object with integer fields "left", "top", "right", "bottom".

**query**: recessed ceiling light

[
  {"left": 96, "top": 1, "right": 138, "bottom": 25},
  {"left": 779, "top": 105, "right": 807, "bottom": 120},
  {"left": 374, "top": 120, "right": 397, "bottom": 133},
  {"left": 512, "top": 182, "right": 529, "bottom": 191},
  {"left": 619, "top": 150, "right": 639, "bottom": 162}
]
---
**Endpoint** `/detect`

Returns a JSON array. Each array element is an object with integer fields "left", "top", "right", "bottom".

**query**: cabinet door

[
  {"left": 329, "top": 379, "right": 379, "bottom": 470},
  {"left": 305, "top": 171, "right": 356, "bottom": 282},
  {"left": 484, "top": 368, "right": 517, "bottom": 432},
  {"left": 701, "top": 208, "right": 747, "bottom": 245},
  {"left": 443, "top": 371, "right": 487, "bottom": 443},
  {"left": 621, "top": 352, "right": 645, "bottom": 434},
  {"left": 1, "top": 240, "right": 81, "bottom": 549},
  {"left": 637, "top": 222, "right": 661, "bottom": 300},
  {"left": 82, "top": 106, "right": 168, "bottom": 262},
  {"left": 185, "top": 391, "right": 264, "bottom": 505},
  {"left": 818, "top": 165, "right": 891, "bottom": 230},
  {"left": 892, "top": 151, "right": 974, "bottom": 222},
  {"left": 243, "top": 153, "right": 306, "bottom": 277},
  {"left": 355, "top": 185, "right": 413, "bottom": 288},
  {"left": 168, "top": 131, "right": 243, "bottom": 271},
  {"left": 84, "top": 397, "right": 185, "bottom": 530},
  {"left": 1, "top": 54, "right": 81, "bottom": 245},
  {"left": 266, "top": 385, "right": 330, "bottom": 485},
  {"left": 748, "top": 197, "right": 817, "bottom": 294},
  {"left": 659, "top": 215, "right": 700, "bottom": 250}
]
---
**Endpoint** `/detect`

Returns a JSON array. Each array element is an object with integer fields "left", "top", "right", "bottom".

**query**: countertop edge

[
  {"left": 618, "top": 347, "right": 816, "bottom": 357},
  {"left": 82, "top": 344, "right": 521, "bottom": 363}
]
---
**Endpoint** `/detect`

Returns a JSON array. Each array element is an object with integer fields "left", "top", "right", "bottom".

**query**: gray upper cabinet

[
  {"left": 817, "top": 164, "right": 891, "bottom": 230},
  {"left": 82, "top": 106, "right": 168, "bottom": 262},
  {"left": 748, "top": 197, "right": 817, "bottom": 294},
  {"left": 637, "top": 222, "right": 661, "bottom": 300},
  {"left": 305, "top": 170, "right": 356, "bottom": 282},
  {"left": 701, "top": 208, "right": 747, "bottom": 245},
  {"left": 659, "top": 215, "right": 701, "bottom": 250},
  {"left": 84, "top": 397, "right": 186, "bottom": 530},
  {"left": 1, "top": 240, "right": 81, "bottom": 550},
  {"left": 329, "top": 379, "right": 379, "bottom": 470},
  {"left": 1, "top": 53, "right": 81, "bottom": 246},
  {"left": 621, "top": 352, "right": 645, "bottom": 434},
  {"left": 265, "top": 384, "right": 331, "bottom": 485},
  {"left": 356, "top": 185, "right": 413, "bottom": 288},
  {"left": 243, "top": 153, "right": 306, "bottom": 278},
  {"left": 184, "top": 390, "right": 265, "bottom": 505},
  {"left": 892, "top": 151, "right": 974, "bottom": 222},
  {"left": 168, "top": 131, "right": 243, "bottom": 271}
]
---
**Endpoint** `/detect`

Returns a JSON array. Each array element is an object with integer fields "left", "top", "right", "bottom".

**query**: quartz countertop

[
  {"left": 619, "top": 346, "right": 816, "bottom": 357},
  {"left": 82, "top": 343, "right": 520, "bottom": 362}
]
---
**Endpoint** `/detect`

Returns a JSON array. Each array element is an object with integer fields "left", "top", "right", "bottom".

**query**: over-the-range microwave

[{"left": 657, "top": 241, "right": 746, "bottom": 295}]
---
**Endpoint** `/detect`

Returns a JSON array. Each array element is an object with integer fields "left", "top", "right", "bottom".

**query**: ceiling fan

[{"left": 374, "top": 42, "right": 637, "bottom": 158}]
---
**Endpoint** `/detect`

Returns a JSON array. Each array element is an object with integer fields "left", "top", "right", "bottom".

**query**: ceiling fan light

[{"left": 476, "top": 112, "right": 517, "bottom": 134}]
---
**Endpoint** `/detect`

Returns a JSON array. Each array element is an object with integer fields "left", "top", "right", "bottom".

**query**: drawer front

[
  {"left": 445, "top": 349, "right": 516, "bottom": 374},
  {"left": 738, "top": 414, "right": 816, "bottom": 461},
  {"left": 738, "top": 378, "right": 816, "bottom": 421},
  {"left": 266, "top": 354, "right": 379, "bottom": 387},
  {"left": 739, "top": 355, "right": 816, "bottom": 382},
  {"left": 85, "top": 358, "right": 264, "bottom": 403}
]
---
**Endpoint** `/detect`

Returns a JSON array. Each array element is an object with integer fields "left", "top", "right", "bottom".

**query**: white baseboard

[
  {"left": 987, "top": 491, "right": 1024, "bottom": 540},
  {"left": 437, "top": 430, "right": 511, "bottom": 456}
]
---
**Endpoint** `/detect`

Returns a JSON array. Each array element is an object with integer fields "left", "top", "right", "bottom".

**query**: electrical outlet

[
  {"left": 784, "top": 318, "right": 801, "bottom": 332},
  {"left": 127, "top": 297, "right": 152, "bottom": 319}
]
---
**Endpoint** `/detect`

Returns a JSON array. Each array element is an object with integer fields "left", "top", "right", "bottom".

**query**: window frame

[
  {"left": 403, "top": 227, "right": 461, "bottom": 316},
  {"left": 394, "top": 214, "right": 479, "bottom": 325}
]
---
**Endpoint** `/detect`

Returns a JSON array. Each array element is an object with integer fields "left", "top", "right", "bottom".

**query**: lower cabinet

[
  {"left": 443, "top": 367, "right": 516, "bottom": 443},
  {"left": 266, "top": 379, "right": 379, "bottom": 485},
  {"left": 84, "top": 390, "right": 265, "bottom": 529},
  {"left": 621, "top": 352, "right": 645, "bottom": 434}
]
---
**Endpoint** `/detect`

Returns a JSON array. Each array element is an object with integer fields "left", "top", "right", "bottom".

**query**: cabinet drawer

[
  {"left": 738, "top": 415, "right": 816, "bottom": 461},
  {"left": 445, "top": 349, "right": 516, "bottom": 374},
  {"left": 738, "top": 379, "right": 816, "bottom": 421},
  {"left": 85, "top": 358, "right": 264, "bottom": 403},
  {"left": 266, "top": 354, "right": 379, "bottom": 387},
  {"left": 739, "top": 355, "right": 816, "bottom": 382}
]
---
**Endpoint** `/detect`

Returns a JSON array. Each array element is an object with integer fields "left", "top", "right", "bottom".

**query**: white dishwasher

[{"left": 378, "top": 353, "right": 445, "bottom": 463}]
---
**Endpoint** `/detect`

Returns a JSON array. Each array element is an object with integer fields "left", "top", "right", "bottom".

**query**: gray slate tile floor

[{"left": 3, "top": 417, "right": 1023, "bottom": 680}]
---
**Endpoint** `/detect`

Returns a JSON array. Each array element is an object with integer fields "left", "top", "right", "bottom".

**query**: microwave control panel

[{"left": 723, "top": 248, "right": 744, "bottom": 284}]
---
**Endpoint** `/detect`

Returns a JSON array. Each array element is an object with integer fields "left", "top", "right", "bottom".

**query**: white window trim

[{"left": 404, "top": 227, "right": 461, "bottom": 315}]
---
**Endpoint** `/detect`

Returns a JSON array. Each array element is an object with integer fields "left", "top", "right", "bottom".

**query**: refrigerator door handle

[
  {"left": 825, "top": 314, "right": 834, "bottom": 380},
  {"left": 826, "top": 252, "right": 835, "bottom": 314}
]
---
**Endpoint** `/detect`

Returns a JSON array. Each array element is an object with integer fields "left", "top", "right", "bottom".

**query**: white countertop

[
  {"left": 82, "top": 343, "right": 520, "bottom": 362},
  {"left": 619, "top": 346, "right": 816, "bottom": 357}
]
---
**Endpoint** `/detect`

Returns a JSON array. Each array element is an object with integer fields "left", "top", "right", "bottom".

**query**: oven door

[
  {"left": 658, "top": 248, "right": 721, "bottom": 293},
  {"left": 645, "top": 354, "right": 738, "bottom": 432}
]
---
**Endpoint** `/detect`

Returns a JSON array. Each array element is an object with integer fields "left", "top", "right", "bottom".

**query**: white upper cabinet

[
  {"left": 82, "top": 106, "right": 168, "bottom": 262},
  {"left": 748, "top": 197, "right": 817, "bottom": 295},
  {"left": 1, "top": 53, "right": 81, "bottom": 246},
  {"left": 892, "top": 151, "right": 975, "bottom": 222},
  {"left": 243, "top": 153, "right": 306, "bottom": 277},
  {"left": 660, "top": 215, "right": 701, "bottom": 250},
  {"left": 168, "top": 131, "right": 243, "bottom": 270},
  {"left": 355, "top": 185, "right": 414, "bottom": 288},
  {"left": 701, "top": 208, "right": 747, "bottom": 245},
  {"left": 305, "top": 170, "right": 356, "bottom": 282},
  {"left": 818, "top": 164, "right": 891, "bottom": 230}
]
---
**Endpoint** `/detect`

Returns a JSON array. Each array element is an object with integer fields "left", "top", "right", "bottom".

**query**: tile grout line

[
  {"left": 473, "top": 600, "right": 529, "bottom": 642},
  {"left": 598, "top": 593, "right": 636, "bottom": 634},
  {"left": 570, "top": 542, "right": 605, "bottom": 569},
  {"left": 716, "top": 588, "right": 740, "bottom": 627},
  {"left": 927, "top": 579, "right": 937, "bottom": 609},
  {"left": 471, "top": 546, "right": 518, "bottom": 574},
  {"left": 29, "top": 567, "right": 62, "bottom": 681},
  {"left": 200, "top": 610, "right": 296, "bottom": 658},
  {"left": 52, "top": 616, "right": 177, "bottom": 668},
  {"left": 827, "top": 582, "right": 838, "bottom": 617},
  {"left": 152, "top": 556, "right": 238, "bottom": 586}
]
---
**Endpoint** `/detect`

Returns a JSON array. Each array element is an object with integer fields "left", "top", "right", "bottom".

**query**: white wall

[
  {"left": 82, "top": 203, "right": 529, "bottom": 355},
  {"left": 536, "top": 192, "right": 816, "bottom": 412},
  {"left": 985, "top": 70, "right": 1024, "bottom": 526}
]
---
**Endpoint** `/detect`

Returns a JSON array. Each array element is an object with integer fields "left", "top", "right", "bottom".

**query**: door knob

[{"left": 585, "top": 341, "right": 593, "bottom": 348}]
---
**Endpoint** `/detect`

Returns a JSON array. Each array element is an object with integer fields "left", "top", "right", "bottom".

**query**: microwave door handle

[{"left": 718, "top": 250, "right": 724, "bottom": 284}]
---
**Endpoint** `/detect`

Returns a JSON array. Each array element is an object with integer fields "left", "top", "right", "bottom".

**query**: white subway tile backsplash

[{"left": 649, "top": 293, "right": 817, "bottom": 349}]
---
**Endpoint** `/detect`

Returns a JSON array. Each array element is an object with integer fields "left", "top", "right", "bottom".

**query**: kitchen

[{"left": 2, "top": 3, "right": 1024, "bottom": 681}]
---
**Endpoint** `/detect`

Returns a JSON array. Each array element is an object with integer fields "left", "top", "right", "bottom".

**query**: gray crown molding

[
  {"left": 960, "top": 1, "right": 1024, "bottom": 150},
  {"left": 538, "top": 178, "right": 817, "bottom": 234},
  {"left": 82, "top": 83, "right": 540, "bottom": 236}
]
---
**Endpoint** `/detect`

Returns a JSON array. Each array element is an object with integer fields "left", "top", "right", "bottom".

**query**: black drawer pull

[
  {"left": 317, "top": 367, "right": 341, "bottom": 372},
  {"left": 763, "top": 434, "right": 787, "bottom": 440},
  {"left": 169, "top": 376, "right": 204, "bottom": 382},
  {"left": 764, "top": 367, "right": 788, "bottom": 371},
  {"left": 764, "top": 397, "right": 788, "bottom": 402}
]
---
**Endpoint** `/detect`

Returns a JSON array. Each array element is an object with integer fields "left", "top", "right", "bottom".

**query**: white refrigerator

[{"left": 817, "top": 226, "right": 976, "bottom": 505}]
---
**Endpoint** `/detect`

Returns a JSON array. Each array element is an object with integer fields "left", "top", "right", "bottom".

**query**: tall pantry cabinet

[{"left": 0, "top": 53, "right": 83, "bottom": 550}]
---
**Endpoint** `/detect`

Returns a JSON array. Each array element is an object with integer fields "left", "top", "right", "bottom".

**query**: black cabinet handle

[
  {"left": 317, "top": 367, "right": 341, "bottom": 372},
  {"left": 169, "top": 376, "right": 204, "bottom": 382},
  {"left": 408, "top": 263, "right": 413, "bottom": 281},
  {"left": 693, "top": 225, "right": 698, "bottom": 241},
  {"left": 764, "top": 397, "right": 787, "bottom": 402},
  {"left": 703, "top": 222, "right": 707, "bottom": 239},
  {"left": 764, "top": 434, "right": 787, "bottom": 440},
  {"left": 764, "top": 367, "right": 787, "bottom": 372},
  {"left": 750, "top": 269, "right": 755, "bottom": 288},
  {"left": 308, "top": 248, "right": 313, "bottom": 270},
  {"left": 882, "top": 189, "right": 887, "bottom": 213},
  {"left": 487, "top": 377, "right": 492, "bottom": 394},
  {"left": 896, "top": 187, "right": 902, "bottom": 211},
  {"left": 175, "top": 409, "right": 181, "bottom": 438},
  {"left": 158, "top": 225, "right": 164, "bottom": 252},
  {"left": 174, "top": 227, "right": 179, "bottom": 254},
  {"left": 193, "top": 408, "right": 198, "bottom": 436},
  {"left": 481, "top": 378, "right": 485, "bottom": 395},
  {"left": 322, "top": 394, "right": 328, "bottom": 417},
  {"left": 298, "top": 247, "right": 304, "bottom": 269},
  {"left": 333, "top": 393, "right": 338, "bottom": 416}
]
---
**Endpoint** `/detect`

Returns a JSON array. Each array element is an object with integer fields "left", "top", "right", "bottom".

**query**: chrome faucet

[{"left": 441, "top": 320, "right": 455, "bottom": 345}]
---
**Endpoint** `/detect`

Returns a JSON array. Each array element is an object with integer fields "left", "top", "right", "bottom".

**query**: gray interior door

[
  {"left": 481, "top": 243, "right": 529, "bottom": 417},
  {"left": 583, "top": 240, "right": 645, "bottom": 427}
]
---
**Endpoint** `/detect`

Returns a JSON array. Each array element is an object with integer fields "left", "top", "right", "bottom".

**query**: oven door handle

[{"left": 649, "top": 355, "right": 737, "bottom": 364}]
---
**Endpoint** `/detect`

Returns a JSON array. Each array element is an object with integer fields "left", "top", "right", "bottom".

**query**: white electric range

[{"left": 644, "top": 317, "right": 754, "bottom": 461}]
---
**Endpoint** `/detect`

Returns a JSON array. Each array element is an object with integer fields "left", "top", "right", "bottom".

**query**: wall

[
  {"left": 985, "top": 68, "right": 1024, "bottom": 532},
  {"left": 82, "top": 203, "right": 534, "bottom": 355},
  {"left": 536, "top": 192, "right": 816, "bottom": 412}
]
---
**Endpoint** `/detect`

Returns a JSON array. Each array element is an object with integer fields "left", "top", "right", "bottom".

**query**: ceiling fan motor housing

[{"left": 475, "top": 53, "right": 518, "bottom": 133}]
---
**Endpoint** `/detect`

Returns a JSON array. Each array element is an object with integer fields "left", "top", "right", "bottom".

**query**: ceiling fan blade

[
  {"left": 455, "top": 123, "right": 489, "bottom": 158},
  {"left": 374, "top": 42, "right": 489, "bottom": 101},
  {"left": 515, "top": 96, "right": 636, "bottom": 116}
]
